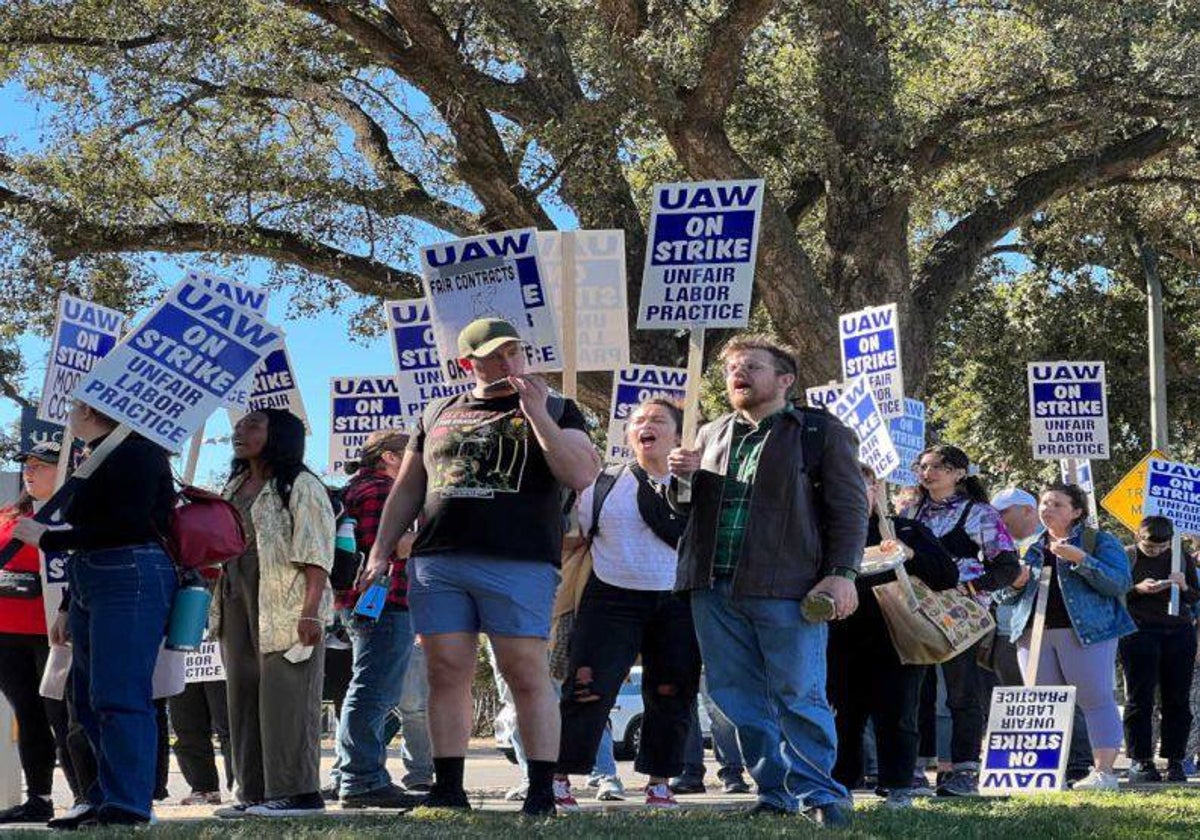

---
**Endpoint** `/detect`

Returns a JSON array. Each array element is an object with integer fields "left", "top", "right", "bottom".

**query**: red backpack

[{"left": 165, "top": 485, "right": 247, "bottom": 571}]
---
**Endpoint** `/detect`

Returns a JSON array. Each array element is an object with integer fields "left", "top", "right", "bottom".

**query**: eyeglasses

[
  {"left": 723, "top": 361, "right": 771, "bottom": 376},
  {"left": 913, "top": 462, "right": 953, "bottom": 473}
]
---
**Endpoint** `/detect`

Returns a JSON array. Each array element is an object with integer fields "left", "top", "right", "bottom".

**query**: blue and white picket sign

[
  {"left": 385, "top": 298, "right": 474, "bottom": 429},
  {"left": 537, "top": 231, "right": 630, "bottom": 371},
  {"left": 71, "top": 279, "right": 282, "bottom": 452},
  {"left": 838, "top": 303, "right": 904, "bottom": 420},
  {"left": 182, "top": 272, "right": 272, "bottom": 411},
  {"left": 637, "top": 180, "right": 763, "bottom": 330},
  {"left": 888, "top": 398, "right": 927, "bottom": 487},
  {"left": 805, "top": 382, "right": 843, "bottom": 410},
  {"left": 37, "top": 295, "right": 125, "bottom": 426},
  {"left": 420, "top": 229, "right": 561, "bottom": 372},
  {"left": 830, "top": 376, "right": 900, "bottom": 479},
  {"left": 1027, "top": 362, "right": 1109, "bottom": 460},
  {"left": 328, "top": 376, "right": 406, "bottom": 475},
  {"left": 226, "top": 343, "right": 310, "bottom": 431},
  {"left": 1143, "top": 458, "right": 1200, "bottom": 534},
  {"left": 606, "top": 365, "right": 688, "bottom": 463},
  {"left": 20, "top": 406, "right": 68, "bottom": 453},
  {"left": 184, "top": 640, "right": 226, "bottom": 683},
  {"left": 980, "top": 686, "right": 1076, "bottom": 795}
]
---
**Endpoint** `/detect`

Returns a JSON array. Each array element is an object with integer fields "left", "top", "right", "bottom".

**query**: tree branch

[
  {"left": 0, "top": 31, "right": 169, "bottom": 49},
  {"left": 680, "top": 0, "right": 779, "bottom": 122},
  {"left": 785, "top": 172, "right": 826, "bottom": 225}
]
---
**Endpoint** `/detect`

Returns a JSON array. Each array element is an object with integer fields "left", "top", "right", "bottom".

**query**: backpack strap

[
  {"left": 1080, "top": 526, "right": 1098, "bottom": 558},
  {"left": 953, "top": 500, "right": 975, "bottom": 533},
  {"left": 587, "top": 464, "right": 626, "bottom": 540}
]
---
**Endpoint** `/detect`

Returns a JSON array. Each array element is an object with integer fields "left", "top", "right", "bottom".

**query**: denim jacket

[{"left": 997, "top": 525, "right": 1135, "bottom": 646}]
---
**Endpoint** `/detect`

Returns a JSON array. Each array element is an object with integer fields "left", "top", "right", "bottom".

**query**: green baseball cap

[{"left": 457, "top": 318, "right": 523, "bottom": 358}]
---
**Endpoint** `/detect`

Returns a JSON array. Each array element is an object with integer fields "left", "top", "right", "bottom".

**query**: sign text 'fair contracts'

[
  {"left": 1027, "top": 362, "right": 1110, "bottom": 460},
  {"left": 386, "top": 299, "right": 474, "bottom": 428},
  {"left": 637, "top": 180, "right": 763, "bottom": 329},
  {"left": 606, "top": 365, "right": 688, "bottom": 463},
  {"left": 839, "top": 303, "right": 904, "bottom": 420},
  {"left": 329, "top": 376, "right": 406, "bottom": 474},
  {"left": 831, "top": 375, "right": 900, "bottom": 480},
  {"left": 72, "top": 280, "right": 281, "bottom": 451},
  {"left": 421, "top": 229, "right": 561, "bottom": 372},
  {"left": 38, "top": 296, "right": 125, "bottom": 426}
]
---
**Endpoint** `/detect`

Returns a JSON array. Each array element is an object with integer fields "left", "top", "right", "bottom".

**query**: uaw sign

[
  {"left": 20, "top": 407, "right": 68, "bottom": 453},
  {"left": 386, "top": 299, "right": 473, "bottom": 429},
  {"left": 805, "top": 382, "right": 843, "bottom": 411},
  {"left": 839, "top": 303, "right": 904, "bottom": 420},
  {"left": 184, "top": 640, "right": 226, "bottom": 683},
  {"left": 38, "top": 295, "right": 125, "bottom": 426},
  {"left": 606, "top": 365, "right": 688, "bottom": 463},
  {"left": 1027, "top": 362, "right": 1109, "bottom": 460},
  {"left": 538, "top": 230, "right": 631, "bottom": 371},
  {"left": 227, "top": 344, "right": 310, "bottom": 431},
  {"left": 888, "top": 399, "right": 926, "bottom": 487},
  {"left": 637, "top": 179, "right": 763, "bottom": 329},
  {"left": 183, "top": 272, "right": 272, "bottom": 412},
  {"left": 73, "top": 280, "right": 282, "bottom": 452},
  {"left": 981, "top": 686, "right": 1076, "bottom": 795},
  {"left": 329, "top": 376, "right": 405, "bottom": 475},
  {"left": 831, "top": 376, "right": 899, "bottom": 480},
  {"left": 1143, "top": 458, "right": 1200, "bottom": 534},
  {"left": 421, "top": 229, "right": 561, "bottom": 372}
]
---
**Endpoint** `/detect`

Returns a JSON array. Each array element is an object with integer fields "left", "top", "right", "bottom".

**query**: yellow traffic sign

[{"left": 1101, "top": 449, "right": 1167, "bottom": 533}]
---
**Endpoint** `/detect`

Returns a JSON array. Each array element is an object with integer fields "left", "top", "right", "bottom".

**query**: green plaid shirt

[{"left": 713, "top": 409, "right": 782, "bottom": 577}]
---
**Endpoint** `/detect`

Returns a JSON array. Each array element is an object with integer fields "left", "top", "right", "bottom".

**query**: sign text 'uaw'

[{"left": 1143, "top": 457, "right": 1200, "bottom": 534}]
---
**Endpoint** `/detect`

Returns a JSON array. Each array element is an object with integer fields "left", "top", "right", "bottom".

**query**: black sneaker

[
  {"left": 520, "top": 790, "right": 557, "bottom": 818},
  {"left": 97, "top": 807, "right": 150, "bottom": 826},
  {"left": 47, "top": 803, "right": 97, "bottom": 830},
  {"left": 805, "top": 801, "right": 854, "bottom": 829},
  {"left": 723, "top": 777, "right": 752, "bottom": 794},
  {"left": 341, "top": 782, "right": 426, "bottom": 810},
  {"left": 0, "top": 796, "right": 53, "bottom": 824},
  {"left": 1127, "top": 761, "right": 1163, "bottom": 784},
  {"left": 668, "top": 778, "right": 706, "bottom": 794},
  {"left": 320, "top": 784, "right": 340, "bottom": 802},
  {"left": 936, "top": 769, "right": 978, "bottom": 797},
  {"left": 214, "top": 802, "right": 255, "bottom": 819},
  {"left": 1166, "top": 760, "right": 1188, "bottom": 783},
  {"left": 419, "top": 785, "right": 471, "bottom": 810},
  {"left": 245, "top": 792, "right": 326, "bottom": 817}
]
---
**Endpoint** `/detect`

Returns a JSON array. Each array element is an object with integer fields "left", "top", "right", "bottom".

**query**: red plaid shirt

[{"left": 342, "top": 468, "right": 408, "bottom": 610}]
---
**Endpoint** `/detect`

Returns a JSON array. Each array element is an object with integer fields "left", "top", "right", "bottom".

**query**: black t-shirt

[
  {"left": 1126, "top": 545, "right": 1200, "bottom": 628},
  {"left": 1043, "top": 554, "right": 1074, "bottom": 630},
  {"left": 409, "top": 391, "right": 588, "bottom": 564}
]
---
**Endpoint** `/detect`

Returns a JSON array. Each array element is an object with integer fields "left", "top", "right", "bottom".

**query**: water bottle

[
  {"left": 331, "top": 516, "right": 360, "bottom": 591},
  {"left": 354, "top": 574, "right": 390, "bottom": 621},
  {"left": 166, "top": 585, "right": 213, "bottom": 651},
  {"left": 336, "top": 516, "right": 358, "bottom": 556}
]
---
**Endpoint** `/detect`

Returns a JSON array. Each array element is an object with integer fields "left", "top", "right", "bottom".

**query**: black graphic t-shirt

[{"left": 410, "top": 391, "right": 587, "bottom": 564}]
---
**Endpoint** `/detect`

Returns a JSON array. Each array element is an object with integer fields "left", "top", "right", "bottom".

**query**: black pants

[
  {"left": 1120, "top": 624, "right": 1198, "bottom": 761},
  {"left": 0, "top": 634, "right": 80, "bottom": 799},
  {"left": 940, "top": 642, "right": 985, "bottom": 767},
  {"left": 557, "top": 574, "right": 701, "bottom": 779},
  {"left": 169, "top": 681, "right": 233, "bottom": 793},
  {"left": 828, "top": 619, "right": 923, "bottom": 790}
]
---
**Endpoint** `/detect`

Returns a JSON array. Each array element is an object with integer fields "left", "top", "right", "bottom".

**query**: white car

[{"left": 496, "top": 666, "right": 711, "bottom": 762}]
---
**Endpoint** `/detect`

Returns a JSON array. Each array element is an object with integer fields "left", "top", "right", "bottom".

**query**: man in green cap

[{"left": 365, "top": 317, "right": 598, "bottom": 817}]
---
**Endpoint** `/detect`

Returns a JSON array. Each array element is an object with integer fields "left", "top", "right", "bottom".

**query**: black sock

[
  {"left": 527, "top": 760, "right": 556, "bottom": 798},
  {"left": 433, "top": 757, "right": 465, "bottom": 793}
]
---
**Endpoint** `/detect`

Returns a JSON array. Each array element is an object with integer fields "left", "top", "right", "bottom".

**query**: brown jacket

[{"left": 672, "top": 406, "right": 868, "bottom": 599}]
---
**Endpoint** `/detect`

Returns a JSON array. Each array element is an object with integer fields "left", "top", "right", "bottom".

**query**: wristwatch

[{"left": 829, "top": 566, "right": 859, "bottom": 582}]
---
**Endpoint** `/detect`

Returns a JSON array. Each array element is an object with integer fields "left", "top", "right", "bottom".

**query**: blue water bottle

[
  {"left": 354, "top": 574, "right": 389, "bottom": 620},
  {"left": 166, "top": 585, "right": 213, "bottom": 651}
]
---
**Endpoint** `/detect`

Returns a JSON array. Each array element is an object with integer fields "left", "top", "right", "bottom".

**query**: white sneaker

[
  {"left": 596, "top": 776, "right": 626, "bottom": 801},
  {"left": 553, "top": 779, "right": 581, "bottom": 812},
  {"left": 1071, "top": 769, "right": 1119, "bottom": 792}
]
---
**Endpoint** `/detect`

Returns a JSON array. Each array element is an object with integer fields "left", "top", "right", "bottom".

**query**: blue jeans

[
  {"left": 679, "top": 687, "right": 746, "bottom": 783},
  {"left": 396, "top": 641, "right": 433, "bottom": 787},
  {"left": 69, "top": 544, "right": 176, "bottom": 819},
  {"left": 335, "top": 607, "right": 415, "bottom": 796},
  {"left": 691, "top": 580, "right": 849, "bottom": 812}
]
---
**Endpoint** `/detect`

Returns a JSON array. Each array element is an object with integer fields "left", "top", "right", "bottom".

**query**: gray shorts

[{"left": 408, "top": 553, "right": 559, "bottom": 638}]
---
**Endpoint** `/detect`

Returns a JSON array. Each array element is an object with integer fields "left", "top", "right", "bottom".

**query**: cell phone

[{"left": 353, "top": 575, "right": 389, "bottom": 620}]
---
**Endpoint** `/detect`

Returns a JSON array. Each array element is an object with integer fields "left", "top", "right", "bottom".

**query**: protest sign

[
  {"left": 805, "top": 382, "right": 843, "bottom": 410},
  {"left": 38, "top": 549, "right": 71, "bottom": 646},
  {"left": 980, "top": 685, "right": 1076, "bottom": 795},
  {"left": 20, "top": 407, "right": 68, "bottom": 453},
  {"left": 37, "top": 296, "right": 125, "bottom": 426},
  {"left": 839, "top": 303, "right": 904, "bottom": 420},
  {"left": 538, "top": 230, "right": 630, "bottom": 373},
  {"left": 184, "top": 640, "right": 226, "bottom": 683},
  {"left": 385, "top": 298, "right": 474, "bottom": 429},
  {"left": 831, "top": 376, "right": 900, "bottom": 480},
  {"left": 72, "top": 279, "right": 282, "bottom": 452},
  {"left": 605, "top": 365, "right": 688, "bottom": 463},
  {"left": 1101, "top": 450, "right": 1166, "bottom": 533},
  {"left": 181, "top": 272, "right": 271, "bottom": 411},
  {"left": 888, "top": 399, "right": 926, "bottom": 487},
  {"left": 226, "top": 344, "right": 310, "bottom": 431},
  {"left": 636, "top": 180, "right": 763, "bottom": 330},
  {"left": 1027, "top": 362, "right": 1109, "bottom": 460},
  {"left": 420, "top": 229, "right": 561, "bottom": 372},
  {"left": 329, "top": 376, "right": 405, "bottom": 475},
  {"left": 1143, "top": 458, "right": 1200, "bottom": 534}
]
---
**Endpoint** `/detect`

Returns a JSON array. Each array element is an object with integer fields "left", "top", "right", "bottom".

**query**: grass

[{"left": 11, "top": 791, "right": 1200, "bottom": 839}]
